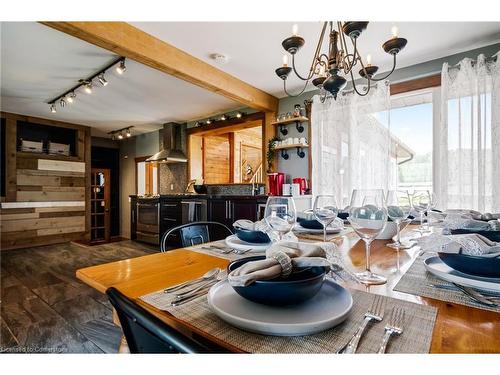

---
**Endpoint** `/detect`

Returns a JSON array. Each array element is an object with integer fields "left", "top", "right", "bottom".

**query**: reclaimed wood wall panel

[{"left": 1, "top": 112, "right": 91, "bottom": 250}]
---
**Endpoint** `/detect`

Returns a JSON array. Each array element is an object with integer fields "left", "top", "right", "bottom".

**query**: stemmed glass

[
  {"left": 385, "top": 190, "right": 412, "bottom": 250},
  {"left": 348, "top": 189, "right": 388, "bottom": 285},
  {"left": 264, "top": 196, "right": 297, "bottom": 242},
  {"left": 423, "top": 192, "right": 437, "bottom": 232},
  {"left": 313, "top": 195, "right": 339, "bottom": 242},
  {"left": 412, "top": 190, "right": 431, "bottom": 234}
]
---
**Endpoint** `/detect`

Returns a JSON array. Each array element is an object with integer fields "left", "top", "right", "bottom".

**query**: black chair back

[
  {"left": 106, "top": 287, "right": 224, "bottom": 353},
  {"left": 161, "top": 221, "right": 233, "bottom": 252}
]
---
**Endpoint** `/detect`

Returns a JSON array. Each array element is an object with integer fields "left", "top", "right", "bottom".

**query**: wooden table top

[{"left": 76, "top": 228, "right": 500, "bottom": 353}]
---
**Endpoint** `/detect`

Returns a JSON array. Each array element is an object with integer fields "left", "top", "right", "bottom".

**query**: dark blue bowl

[
  {"left": 235, "top": 228, "right": 271, "bottom": 244},
  {"left": 438, "top": 252, "right": 500, "bottom": 278},
  {"left": 227, "top": 256, "right": 327, "bottom": 306}
]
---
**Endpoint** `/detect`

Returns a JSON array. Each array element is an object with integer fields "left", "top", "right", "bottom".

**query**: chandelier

[{"left": 275, "top": 22, "right": 407, "bottom": 101}]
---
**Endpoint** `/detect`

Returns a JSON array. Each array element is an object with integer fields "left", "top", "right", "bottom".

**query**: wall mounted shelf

[
  {"left": 271, "top": 116, "right": 309, "bottom": 136},
  {"left": 274, "top": 143, "right": 309, "bottom": 159}
]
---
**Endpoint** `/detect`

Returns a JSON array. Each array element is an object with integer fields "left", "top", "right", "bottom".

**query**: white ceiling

[
  {"left": 132, "top": 21, "right": 500, "bottom": 96},
  {"left": 0, "top": 22, "right": 240, "bottom": 136},
  {"left": 1, "top": 22, "right": 500, "bottom": 137}
]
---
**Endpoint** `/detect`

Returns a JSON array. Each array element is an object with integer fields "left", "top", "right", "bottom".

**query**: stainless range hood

[{"left": 146, "top": 122, "right": 188, "bottom": 163}]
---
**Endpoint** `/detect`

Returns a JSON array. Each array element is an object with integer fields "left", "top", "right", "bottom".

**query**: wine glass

[
  {"left": 385, "top": 190, "right": 412, "bottom": 250},
  {"left": 313, "top": 195, "right": 339, "bottom": 242},
  {"left": 424, "top": 192, "right": 437, "bottom": 232},
  {"left": 348, "top": 189, "right": 388, "bottom": 285},
  {"left": 412, "top": 190, "right": 431, "bottom": 234},
  {"left": 264, "top": 196, "right": 297, "bottom": 241}
]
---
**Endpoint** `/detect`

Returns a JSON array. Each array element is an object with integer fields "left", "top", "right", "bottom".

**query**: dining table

[{"left": 75, "top": 226, "right": 500, "bottom": 353}]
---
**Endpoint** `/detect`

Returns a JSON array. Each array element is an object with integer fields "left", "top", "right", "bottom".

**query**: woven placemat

[
  {"left": 141, "top": 283, "right": 437, "bottom": 353},
  {"left": 393, "top": 256, "right": 500, "bottom": 313}
]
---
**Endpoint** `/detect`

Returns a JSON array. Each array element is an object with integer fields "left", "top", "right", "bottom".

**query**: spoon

[{"left": 164, "top": 267, "right": 220, "bottom": 293}]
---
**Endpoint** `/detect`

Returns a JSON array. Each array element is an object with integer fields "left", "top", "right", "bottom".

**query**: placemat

[
  {"left": 393, "top": 256, "right": 500, "bottom": 313},
  {"left": 141, "top": 284, "right": 437, "bottom": 353}
]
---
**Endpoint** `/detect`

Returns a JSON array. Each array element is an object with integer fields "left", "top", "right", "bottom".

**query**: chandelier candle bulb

[
  {"left": 282, "top": 55, "right": 288, "bottom": 67},
  {"left": 366, "top": 54, "right": 372, "bottom": 66},
  {"left": 391, "top": 25, "right": 399, "bottom": 38},
  {"left": 292, "top": 24, "right": 299, "bottom": 36}
]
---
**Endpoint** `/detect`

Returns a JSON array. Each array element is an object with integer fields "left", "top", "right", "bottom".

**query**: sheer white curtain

[
  {"left": 438, "top": 53, "right": 500, "bottom": 212},
  {"left": 311, "top": 83, "right": 396, "bottom": 207}
]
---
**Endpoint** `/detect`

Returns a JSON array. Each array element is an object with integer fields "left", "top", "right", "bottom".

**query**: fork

[
  {"left": 377, "top": 307, "right": 405, "bottom": 353},
  {"left": 338, "top": 294, "right": 385, "bottom": 354}
]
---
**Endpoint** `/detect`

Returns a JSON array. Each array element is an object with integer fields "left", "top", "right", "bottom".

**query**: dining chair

[
  {"left": 160, "top": 221, "right": 233, "bottom": 252},
  {"left": 106, "top": 287, "right": 227, "bottom": 353}
]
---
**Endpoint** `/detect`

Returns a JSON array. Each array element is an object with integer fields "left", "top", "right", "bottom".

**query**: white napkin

[
  {"left": 227, "top": 241, "right": 331, "bottom": 287},
  {"left": 414, "top": 233, "right": 500, "bottom": 258}
]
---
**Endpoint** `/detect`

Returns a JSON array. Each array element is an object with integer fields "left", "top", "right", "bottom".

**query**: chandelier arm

[
  {"left": 291, "top": 22, "right": 329, "bottom": 81},
  {"left": 370, "top": 54, "right": 397, "bottom": 81},
  {"left": 283, "top": 79, "right": 310, "bottom": 97},
  {"left": 338, "top": 22, "right": 355, "bottom": 74},
  {"left": 349, "top": 67, "right": 371, "bottom": 97}
]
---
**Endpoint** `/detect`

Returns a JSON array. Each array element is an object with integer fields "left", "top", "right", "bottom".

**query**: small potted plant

[{"left": 266, "top": 136, "right": 280, "bottom": 173}]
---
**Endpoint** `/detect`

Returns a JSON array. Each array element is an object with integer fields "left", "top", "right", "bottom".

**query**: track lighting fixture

[
  {"left": 84, "top": 81, "right": 93, "bottom": 94},
  {"left": 47, "top": 56, "right": 125, "bottom": 114},
  {"left": 50, "top": 104, "right": 57, "bottom": 113},
  {"left": 98, "top": 73, "right": 108, "bottom": 86},
  {"left": 108, "top": 126, "right": 133, "bottom": 141},
  {"left": 116, "top": 60, "right": 126, "bottom": 75},
  {"left": 206, "top": 119, "right": 212, "bottom": 125},
  {"left": 220, "top": 114, "right": 227, "bottom": 121}
]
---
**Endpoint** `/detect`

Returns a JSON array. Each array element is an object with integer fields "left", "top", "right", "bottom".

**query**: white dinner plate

[
  {"left": 423, "top": 256, "right": 500, "bottom": 292},
  {"left": 225, "top": 235, "right": 271, "bottom": 252},
  {"left": 207, "top": 279, "right": 353, "bottom": 336},
  {"left": 293, "top": 223, "right": 343, "bottom": 234}
]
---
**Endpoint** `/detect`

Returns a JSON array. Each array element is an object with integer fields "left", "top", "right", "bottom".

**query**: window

[
  {"left": 136, "top": 158, "right": 158, "bottom": 196},
  {"left": 389, "top": 90, "right": 434, "bottom": 192}
]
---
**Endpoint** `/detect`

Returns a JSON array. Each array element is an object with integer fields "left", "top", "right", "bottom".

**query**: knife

[{"left": 452, "top": 283, "right": 499, "bottom": 307}]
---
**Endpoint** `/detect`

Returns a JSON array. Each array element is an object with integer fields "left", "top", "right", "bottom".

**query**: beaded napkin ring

[{"left": 270, "top": 251, "right": 293, "bottom": 278}]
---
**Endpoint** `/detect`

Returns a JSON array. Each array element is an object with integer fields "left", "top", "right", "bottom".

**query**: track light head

[
  {"left": 118, "top": 133, "right": 124, "bottom": 140},
  {"left": 84, "top": 81, "right": 93, "bottom": 94},
  {"left": 116, "top": 60, "right": 126, "bottom": 75},
  {"left": 67, "top": 92, "right": 76, "bottom": 103},
  {"left": 126, "top": 128, "right": 132, "bottom": 137},
  {"left": 59, "top": 98, "right": 66, "bottom": 108},
  {"left": 206, "top": 119, "right": 212, "bottom": 125},
  {"left": 220, "top": 114, "right": 227, "bottom": 121},
  {"left": 236, "top": 111, "right": 243, "bottom": 118},
  {"left": 50, "top": 103, "right": 57, "bottom": 113},
  {"left": 98, "top": 73, "right": 108, "bottom": 86}
]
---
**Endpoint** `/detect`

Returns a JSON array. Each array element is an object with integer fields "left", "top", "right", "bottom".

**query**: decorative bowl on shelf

[
  {"left": 235, "top": 228, "right": 271, "bottom": 244},
  {"left": 227, "top": 256, "right": 327, "bottom": 306}
]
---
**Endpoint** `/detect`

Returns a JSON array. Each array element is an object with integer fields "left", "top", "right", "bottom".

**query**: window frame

[{"left": 135, "top": 156, "right": 159, "bottom": 196}]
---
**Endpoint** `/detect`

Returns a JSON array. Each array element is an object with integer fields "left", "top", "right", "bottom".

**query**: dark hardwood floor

[{"left": 0, "top": 240, "right": 156, "bottom": 353}]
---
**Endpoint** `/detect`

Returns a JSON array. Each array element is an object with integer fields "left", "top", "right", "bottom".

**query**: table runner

[
  {"left": 141, "top": 284, "right": 437, "bottom": 353},
  {"left": 393, "top": 256, "right": 500, "bottom": 313}
]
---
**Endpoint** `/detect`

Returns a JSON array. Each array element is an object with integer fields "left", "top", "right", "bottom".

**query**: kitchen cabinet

[{"left": 160, "top": 198, "right": 182, "bottom": 247}]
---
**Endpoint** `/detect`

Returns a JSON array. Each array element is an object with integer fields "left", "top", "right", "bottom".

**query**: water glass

[
  {"left": 313, "top": 195, "right": 339, "bottom": 242},
  {"left": 385, "top": 190, "right": 412, "bottom": 250},
  {"left": 412, "top": 190, "right": 431, "bottom": 234},
  {"left": 348, "top": 189, "right": 388, "bottom": 285},
  {"left": 264, "top": 196, "right": 296, "bottom": 241}
]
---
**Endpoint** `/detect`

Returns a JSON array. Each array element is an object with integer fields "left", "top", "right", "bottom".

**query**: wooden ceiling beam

[{"left": 40, "top": 22, "right": 279, "bottom": 113}]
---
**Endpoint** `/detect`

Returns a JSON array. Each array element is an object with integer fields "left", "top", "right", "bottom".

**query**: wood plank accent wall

[
  {"left": 203, "top": 135, "right": 230, "bottom": 184},
  {"left": 0, "top": 112, "right": 91, "bottom": 251}
]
